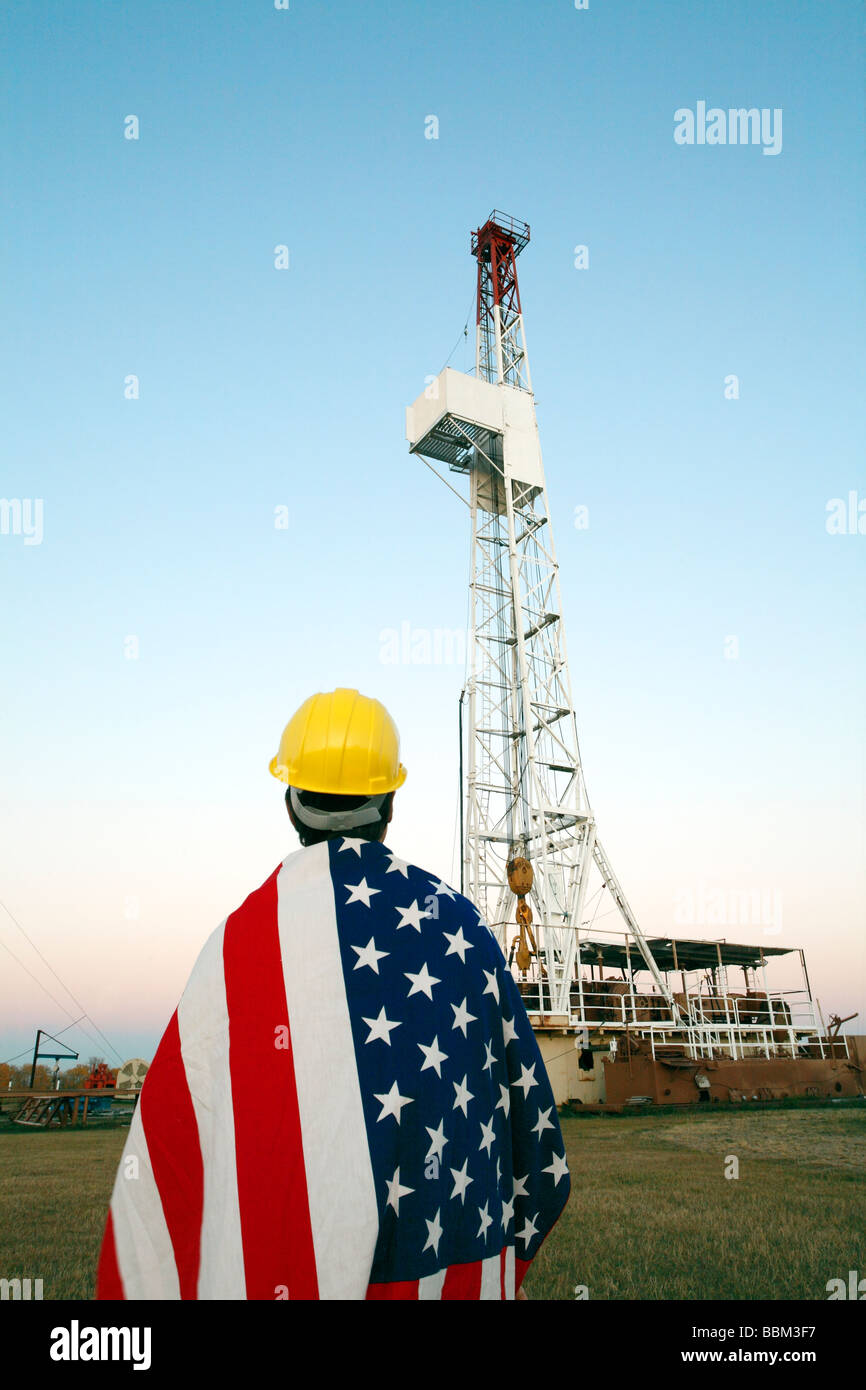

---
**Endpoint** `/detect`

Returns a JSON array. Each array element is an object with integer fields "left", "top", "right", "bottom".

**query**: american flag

[{"left": 97, "top": 837, "right": 570, "bottom": 1300}]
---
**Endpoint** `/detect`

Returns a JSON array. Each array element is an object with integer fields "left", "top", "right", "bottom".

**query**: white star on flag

[
  {"left": 418, "top": 1036, "right": 448, "bottom": 1077},
  {"left": 482, "top": 1042, "right": 497, "bottom": 1072},
  {"left": 425, "top": 1119, "right": 448, "bottom": 1162},
  {"left": 477, "top": 1202, "right": 493, "bottom": 1239},
  {"left": 345, "top": 878, "right": 381, "bottom": 907},
  {"left": 482, "top": 970, "right": 500, "bottom": 1003},
  {"left": 385, "top": 854, "right": 410, "bottom": 877},
  {"left": 405, "top": 962, "right": 441, "bottom": 1000},
  {"left": 502, "top": 1016, "right": 518, "bottom": 1045},
  {"left": 452, "top": 1075, "right": 474, "bottom": 1116},
  {"left": 443, "top": 926, "right": 473, "bottom": 962},
  {"left": 479, "top": 1117, "right": 496, "bottom": 1155},
  {"left": 451, "top": 998, "right": 478, "bottom": 1036},
  {"left": 423, "top": 1208, "right": 443, "bottom": 1256},
  {"left": 532, "top": 1106, "right": 555, "bottom": 1138},
  {"left": 511, "top": 1062, "right": 538, "bottom": 1098},
  {"left": 449, "top": 1158, "right": 473, "bottom": 1204},
  {"left": 501, "top": 1195, "right": 515, "bottom": 1228},
  {"left": 351, "top": 937, "right": 389, "bottom": 974},
  {"left": 543, "top": 1151, "right": 570, "bottom": 1185},
  {"left": 430, "top": 878, "right": 456, "bottom": 899},
  {"left": 339, "top": 838, "right": 366, "bottom": 857},
  {"left": 516, "top": 1213, "right": 539, "bottom": 1246},
  {"left": 495, "top": 1083, "right": 510, "bottom": 1118},
  {"left": 373, "top": 1081, "right": 413, "bottom": 1124},
  {"left": 395, "top": 900, "right": 429, "bottom": 932},
  {"left": 385, "top": 1167, "right": 414, "bottom": 1214},
  {"left": 513, "top": 1174, "right": 529, "bottom": 1198},
  {"left": 362, "top": 1007, "right": 402, "bottom": 1046}
]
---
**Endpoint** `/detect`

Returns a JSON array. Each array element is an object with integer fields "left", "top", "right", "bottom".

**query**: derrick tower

[{"left": 406, "top": 212, "right": 677, "bottom": 1021}]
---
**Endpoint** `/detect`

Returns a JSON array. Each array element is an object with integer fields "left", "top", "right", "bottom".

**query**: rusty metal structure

[
  {"left": 2, "top": 1089, "right": 127, "bottom": 1128},
  {"left": 519, "top": 932, "right": 862, "bottom": 1107}
]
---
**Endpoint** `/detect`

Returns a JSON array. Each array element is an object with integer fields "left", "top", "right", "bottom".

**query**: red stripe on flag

[
  {"left": 500, "top": 1245, "right": 508, "bottom": 1300},
  {"left": 366, "top": 1280, "right": 420, "bottom": 1300},
  {"left": 224, "top": 867, "right": 319, "bottom": 1300},
  {"left": 95, "top": 1210, "right": 125, "bottom": 1300},
  {"left": 442, "top": 1259, "right": 483, "bottom": 1300},
  {"left": 140, "top": 1010, "right": 204, "bottom": 1299}
]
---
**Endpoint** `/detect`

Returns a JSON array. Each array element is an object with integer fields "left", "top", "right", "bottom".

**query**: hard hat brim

[{"left": 269, "top": 757, "right": 408, "bottom": 796}]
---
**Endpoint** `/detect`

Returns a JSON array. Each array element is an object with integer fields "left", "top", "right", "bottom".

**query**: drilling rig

[
  {"left": 406, "top": 211, "right": 674, "bottom": 1019},
  {"left": 405, "top": 212, "right": 861, "bottom": 1108}
]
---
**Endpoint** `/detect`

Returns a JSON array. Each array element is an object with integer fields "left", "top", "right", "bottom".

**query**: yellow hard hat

[{"left": 269, "top": 688, "right": 408, "bottom": 796}]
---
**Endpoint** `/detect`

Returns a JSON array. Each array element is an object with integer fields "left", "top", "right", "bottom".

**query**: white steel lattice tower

[{"left": 406, "top": 213, "right": 677, "bottom": 1020}]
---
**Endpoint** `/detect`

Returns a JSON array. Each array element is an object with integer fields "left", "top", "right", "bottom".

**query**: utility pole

[{"left": 28, "top": 1029, "right": 79, "bottom": 1089}]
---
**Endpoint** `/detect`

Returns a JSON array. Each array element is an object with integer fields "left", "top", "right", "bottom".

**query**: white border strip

[
  {"left": 178, "top": 921, "right": 246, "bottom": 1299},
  {"left": 276, "top": 845, "right": 380, "bottom": 1299}
]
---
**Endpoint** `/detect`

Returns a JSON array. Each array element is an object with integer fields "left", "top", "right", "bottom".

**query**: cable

[
  {"left": 53, "top": 1017, "right": 86, "bottom": 1038},
  {"left": 437, "top": 288, "right": 476, "bottom": 378},
  {"left": 0, "top": 1016, "right": 87, "bottom": 1066},
  {"left": 0, "top": 897, "right": 92, "bottom": 1018},
  {"left": 0, "top": 936, "right": 82, "bottom": 1025},
  {"left": 0, "top": 969, "right": 109, "bottom": 1066},
  {"left": 0, "top": 899, "right": 124, "bottom": 1063}
]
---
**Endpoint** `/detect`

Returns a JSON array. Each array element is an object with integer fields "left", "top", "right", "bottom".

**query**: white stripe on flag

[
  {"left": 177, "top": 920, "right": 246, "bottom": 1299},
  {"left": 110, "top": 1106, "right": 180, "bottom": 1300},
  {"left": 276, "top": 845, "right": 380, "bottom": 1300},
  {"left": 480, "top": 1252, "right": 502, "bottom": 1300},
  {"left": 419, "top": 1268, "right": 447, "bottom": 1300},
  {"left": 503, "top": 1245, "right": 516, "bottom": 1300}
]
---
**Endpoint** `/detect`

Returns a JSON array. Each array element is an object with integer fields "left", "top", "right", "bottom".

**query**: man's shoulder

[
  {"left": 235, "top": 843, "right": 329, "bottom": 907},
  {"left": 229, "top": 840, "right": 504, "bottom": 962},
  {"left": 319, "top": 837, "right": 504, "bottom": 954}
]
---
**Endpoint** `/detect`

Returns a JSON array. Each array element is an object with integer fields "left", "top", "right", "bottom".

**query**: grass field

[
  {"left": 1, "top": 1104, "right": 863, "bottom": 1300},
  {"left": 527, "top": 1105, "right": 866, "bottom": 1301}
]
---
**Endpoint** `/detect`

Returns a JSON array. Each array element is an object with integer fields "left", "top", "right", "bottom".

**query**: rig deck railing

[{"left": 516, "top": 983, "right": 848, "bottom": 1062}]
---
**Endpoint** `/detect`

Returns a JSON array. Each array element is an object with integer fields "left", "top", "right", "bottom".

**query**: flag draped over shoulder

[{"left": 97, "top": 837, "right": 570, "bottom": 1300}]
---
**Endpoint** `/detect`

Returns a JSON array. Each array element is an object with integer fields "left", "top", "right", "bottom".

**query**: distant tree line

[{"left": 0, "top": 1059, "right": 118, "bottom": 1090}]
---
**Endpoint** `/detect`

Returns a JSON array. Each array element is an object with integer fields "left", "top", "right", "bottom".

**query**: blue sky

[{"left": 1, "top": 0, "right": 863, "bottom": 1065}]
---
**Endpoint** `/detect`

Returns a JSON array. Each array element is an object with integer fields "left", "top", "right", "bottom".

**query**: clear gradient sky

[{"left": 1, "top": 0, "right": 864, "bottom": 1067}]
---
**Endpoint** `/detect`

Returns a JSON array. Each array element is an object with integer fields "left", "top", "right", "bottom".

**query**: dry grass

[
  {"left": 525, "top": 1106, "right": 866, "bottom": 1301},
  {"left": 1, "top": 1105, "right": 863, "bottom": 1301},
  {"left": 0, "top": 1127, "right": 127, "bottom": 1300},
  {"left": 638, "top": 1107, "right": 865, "bottom": 1170}
]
